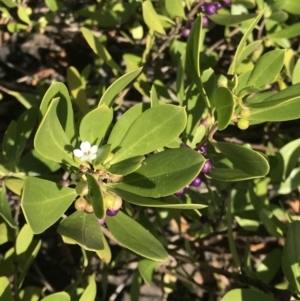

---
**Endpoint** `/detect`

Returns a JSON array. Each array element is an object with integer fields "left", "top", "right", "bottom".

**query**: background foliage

[{"left": 1, "top": 0, "right": 300, "bottom": 300}]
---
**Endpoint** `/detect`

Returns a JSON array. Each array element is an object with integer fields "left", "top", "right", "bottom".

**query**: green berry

[
  {"left": 237, "top": 118, "right": 249, "bottom": 130},
  {"left": 75, "top": 197, "right": 87, "bottom": 211},
  {"left": 240, "top": 108, "right": 250, "bottom": 118}
]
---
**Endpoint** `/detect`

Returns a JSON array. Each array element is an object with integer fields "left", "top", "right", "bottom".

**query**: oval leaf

[
  {"left": 79, "top": 105, "right": 113, "bottom": 146},
  {"left": 21, "top": 177, "right": 77, "bottom": 234},
  {"left": 109, "top": 148, "right": 204, "bottom": 197},
  {"left": 142, "top": 1, "right": 165, "bottom": 34},
  {"left": 40, "top": 292, "right": 70, "bottom": 301},
  {"left": 221, "top": 289, "right": 277, "bottom": 301},
  {"left": 110, "top": 105, "right": 187, "bottom": 164},
  {"left": 57, "top": 211, "right": 104, "bottom": 251},
  {"left": 107, "top": 156, "right": 145, "bottom": 175},
  {"left": 106, "top": 211, "right": 168, "bottom": 261},
  {"left": 213, "top": 87, "right": 235, "bottom": 130}
]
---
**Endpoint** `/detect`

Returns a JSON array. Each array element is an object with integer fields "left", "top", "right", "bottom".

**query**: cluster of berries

[
  {"left": 181, "top": 0, "right": 232, "bottom": 38},
  {"left": 175, "top": 145, "right": 212, "bottom": 196},
  {"left": 74, "top": 180, "right": 123, "bottom": 225}
]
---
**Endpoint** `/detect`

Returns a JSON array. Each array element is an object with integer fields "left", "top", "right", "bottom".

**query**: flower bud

[
  {"left": 104, "top": 193, "right": 115, "bottom": 209},
  {"left": 106, "top": 209, "right": 119, "bottom": 216},
  {"left": 85, "top": 203, "right": 94, "bottom": 213},
  {"left": 111, "top": 195, "right": 123, "bottom": 211},
  {"left": 240, "top": 108, "right": 251, "bottom": 118},
  {"left": 74, "top": 197, "right": 88, "bottom": 211},
  {"left": 237, "top": 118, "right": 249, "bottom": 130}
]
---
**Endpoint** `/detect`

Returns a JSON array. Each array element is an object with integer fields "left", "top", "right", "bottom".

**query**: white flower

[{"left": 73, "top": 141, "right": 98, "bottom": 162}]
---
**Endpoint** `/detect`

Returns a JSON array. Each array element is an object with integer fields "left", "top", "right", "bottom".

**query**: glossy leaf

[
  {"left": 4, "top": 177, "right": 24, "bottom": 196},
  {"left": 213, "top": 87, "right": 235, "bottom": 130},
  {"left": 108, "top": 103, "right": 149, "bottom": 151},
  {"left": 79, "top": 105, "right": 113, "bottom": 146},
  {"left": 247, "top": 83, "right": 300, "bottom": 123},
  {"left": 99, "top": 68, "right": 143, "bottom": 107},
  {"left": 106, "top": 211, "right": 168, "bottom": 261},
  {"left": 109, "top": 148, "right": 204, "bottom": 197},
  {"left": 209, "top": 13, "right": 257, "bottom": 26},
  {"left": 93, "top": 144, "right": 112, "bottom": 169},
  {"left": 110, "top": 105, "right": 186, "bottom": 164},
  {"left": 282, "top": 220, "right": 300, "bottom": 291},
  {"left": 209, "top": 142, "right": 269, "bottom": 181},
  {"left": 282, "top": 0, "right": 300, "bottom": 14},
  {"left": 142, "top": 1, "right": 165, "bottom": 34},
  {"left": 0, "top": 186, "right": 17, "bottom": 228},
  {"left": 246, "top": 50, "right": 285, "bottom": 88},
  {"left": 67, "top": 66, "right": 89, "bottom": 113},
  {"left": 39, "top": 82, "right": 75, "bottom": 141},
  {"left": 107, "top": 156, "right": 144, "bottom": 175},
  {"left": 21, "top": 177, "right": 77, "bottom": 234},
  {"left": 86, "top": 174, "right": 105, "bottom": 219},
  {"left": 34, "top": 98, "right": 76, "bottom": 166},
  {"left": 221, "top": 289, "right": 276, "bottom": 301},
  {"left": 40, "top": 292, "right": 70, "bottom": 301},
  {"left": 109, "top": 188, "right": 207, "bottom": 209},
  {"left": 57, "top": 211, "right": 104, "bottom": 251},
  {"left": 2, "top": 121, "right": 17, "bottom": 166},
  {"left": 228, "top": 10, "right": 264, "bottom": 75},
  {"left": 96, "top": 233, "right": 112, "bottom": 264},
  {"left": 292, "top": 57, "right": 300, "bottom": 84}
]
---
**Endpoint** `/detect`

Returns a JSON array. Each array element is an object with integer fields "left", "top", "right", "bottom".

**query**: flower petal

[
  {"left": 73, "top": 149, "right": 83, "bottom": 157},
  {"left": 80, "top": 141, "right": 91, "bottom": 151},
  {"left": 80, "top": 155, "right": 89, "bottom": 162},
  {"left": 89, "top": 153, "right": 97, "bottom": 160},
  {"left": 90, "top": 145, "right": 98, "bottom": 154}
]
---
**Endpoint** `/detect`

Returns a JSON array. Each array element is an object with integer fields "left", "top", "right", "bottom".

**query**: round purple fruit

[
  {"left": 106, "top": 209, "right": 119, "bottom": 217},
  {"left": 191, "top": 177, "right": 201, "bottom": 187},
  {"left": 202, "top": 160, "right": 212, "bottom": 173},
  {"left": 202, "top": 3, "right": 218, "bottom": 15},
  {"left": 181, "top": 28, "right": 190, "bottom": 38}
]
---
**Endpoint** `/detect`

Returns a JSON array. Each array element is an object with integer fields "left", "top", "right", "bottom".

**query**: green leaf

[
  {"left": 282, "top": 220, "right": 300, "bottom": 291},
  {"left": 108, "top": 156, "right": 145, "bottom": 175},
  {"left": 86, "top": 174, "right": 105, "bottom": 219},
  {"left": 282, "top": 0, "right": 300, "bottom": 14},
  {"left": 21, "top": 177, "right": 77, "bottom": 234},
  {"left": 213, "top": 87, "right": 235, "bottom": 130},
  {"left": 2, "top": 121, "right": 17, "bottom": 166},
  {"left": 109, "top": 188, "right": 207, "bottom": 209},
  {"left": 228, "top": 10, "right": 265, "bottom": 75},
  {"left": 45, "top": 0, "right": 64, "bottom": 11},
  {"left": 247, "top": 83, "right": 300, "bottom": 123},
  {"left": 81, "top": 27, "right": 122, "bottom": 75},
  {"left": 110, "top": 105, "right": 186, "bottom": 164},
  {"left": 79, "top": 280, "right": 97, "bottom": 301},
  {"left": 99, "top": 68, "right": 143, "bottom": 107},
  {"left": 150, "top": 85, "right": 160, "bottom": 107},
  {"left": 185, "top": 15, "right": 202, "bottom": 92},
  {"left": 67, "top": 66, "right": 89, "bottom": 113},
  {"left": 0, "top": 186, "right": 17, "bottom": 228},
  {"left": 0, "top": 277, "right": 13, "bottom": 301},
  {"left": 4, "top": 178, "right": 24, "bottom": 196},
  {"left": 108, "top": 103, "right": 149, "bottom": 151},
  {"left": 221, "top": 289, "right": 277, "bottom": 301},
  {"left": 109, "top": 148, "right": 204, "bottom": 197},
  {"left": 106, "top": 211, "right": 168, "bottom": 261},
  {"left": 39, "top": 82, "right": 75, "bottom": 141},
  {"left": 79, "top": 105, "right": 113, "bottom": 146},
  {"left": 209, "top": 13, "right": 257, "bottom": 26},
  {"left": 142, "top": 1, "right": 165, "bottom": 34},
  {"left": 269, "top": 23, "right": 300, "bottom": 39},
  {"left": 16, "top": 224, "right": 33, "bottom": 255},
  {"left": 246, "top": 50, "right": 285, "bottom": 88},
  {"left": 96, "top": 233, "right": 111, "bottom": 264},
  {"left": 292, "top": 57, "right": 300, "bottom": 84},
  {"left": 4, "top": 90, "right": 38, "bottom": 109},
  {"left": 34, "top": 98, "right": 76, "bottom": 166},
  {"left": 40, "top": 292, "right": 70, "bottom": 301},
  {"left": 57, "top": 211, "right": 104, "bottom": 251},
  {"left": 1, "top": 0, "right": 17, "bottom": 8},
  {"left": 208, "top": 142, "right": 269, "bottom": 181},
  {"left": 138, "top": 259, "right": 158, "bottom": 284},
  {"left": 165, "top": 0, "right": 185, "bottom": 18}
]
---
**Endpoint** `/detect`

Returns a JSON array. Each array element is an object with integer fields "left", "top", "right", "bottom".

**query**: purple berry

[
  {"left": 221, "top": 0, "right": 232, "bottom": 6},
  {"left": 191, "top": 177, "right": 201, "bottom": 187},
  {"left": 106, "top": 209, "right": 119, "bottom": 217},
  {"left": 181, "top": 28, "right": 190, "bottom": 38},
  {"left": 199, "top": 144, "right": 207, "bottom": 154},
  {"left": 216, "top": 3, "right": 222, "bottom": 9},
  {"left": 201, "top": 160, "right": 212, "bottom": 173},
  {"left": 98, "top": 217, "right": 106, "bottom": 225},
  {"left": 175, "top": 189, "right": 185, "bottom": 196},
  {"left": 202, "top": 16, "right": 210, "bottom": 27},
  {"left": 189, "top": 20, "right": 195, "bottom": 28},
  {"left": 185, "top": 184, "right": 191, "bottom": 189},
  {"left": 203, "top": 3, "right": 218, "bottom": 15}
]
